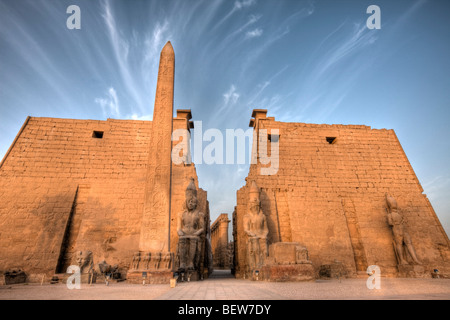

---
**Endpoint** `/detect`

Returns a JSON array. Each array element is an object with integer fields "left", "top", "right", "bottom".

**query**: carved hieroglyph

[
  {"left": 177, "top": 178, "right": 205, "bottom": 272},
  {"left": 140, "top": 41, "right": 175, "bottom": 252},
  {"left": 243, "top": 181, "right": 269, "bottom": 270},
  {"left": 386, "top": 193, "right": 421, "bottom": 265},
  {"left": 129, "top": 251, "right": 173, "bottom": 271}
]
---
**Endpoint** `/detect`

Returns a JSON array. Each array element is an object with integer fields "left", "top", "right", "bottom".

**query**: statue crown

[{"left": 186, "top": 178, "right": 197, "bottom": 197}]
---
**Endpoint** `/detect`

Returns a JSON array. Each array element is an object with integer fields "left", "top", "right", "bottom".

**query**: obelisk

[{"left": 139, "top": 41, "right": 175, "bottom": 253}]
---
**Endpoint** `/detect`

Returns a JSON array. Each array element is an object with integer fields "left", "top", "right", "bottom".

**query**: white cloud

[
  {"left": 223, "top": 85, "right": 240, "bottom": 105},
  {"left": 234, "top": 0, "right": 256, "bottom": 10},
  {"left": 95, "top": 87, "right": 120, "bottom": 118},
  {"left": 245, "top": 28, "right": 263, "bottom": 39},
  {"left": 101, "top": 0, "right": 146, "bottom": 113},
  {"left": 145, "top": 20, "right": 170, "bottom": 62},
  {"left": 129, "top": 113, "right": 152, "bottom": 121},
  {"left": 423, "top": 175, "right": 450, "bottom": 200},
  {"left": 215, "top": 0, "right": 257, "bottom": 29},
  {"left": 285, "top": 21, "right": 381, "bottom": 123},
  {"left": 231, "top": 14, "right": 262, "bottom": 38}
]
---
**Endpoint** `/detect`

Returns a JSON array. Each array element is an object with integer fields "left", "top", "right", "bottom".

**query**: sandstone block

[{"left": 259, "top": 264, "right": 315, "bottom": 282}]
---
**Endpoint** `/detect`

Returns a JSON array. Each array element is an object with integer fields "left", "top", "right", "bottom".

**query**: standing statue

[
  {"left": 161, "top": 252, "right": 172, "bottom": 270},
  {"left": 177, "top": 178, "right": 205, "bottom": 272},
  {"left": 143, "top": 252, "right": 151, "bottom": 270},
  {"left": 151, "top": 252, "right": 161, "bottom": 269},
  {"left": 243, "top": 181, "right": 269, "bottom": 270},
  {"left": 131, "top": 252, "right": 141, "bottom": 270},
  {"left": 386, "top": 193, "right": 421, "bottom": 265}
]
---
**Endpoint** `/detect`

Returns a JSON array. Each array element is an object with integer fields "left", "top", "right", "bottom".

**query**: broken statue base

[
  {"left": 126, "top": 270, "right": 173, "bottom": 284},
  {"left": 249, "top": 242, "right": 315, "bottom": 282},
  {"left": 258, "top": 264, "right": 315, "bottom": 282}
]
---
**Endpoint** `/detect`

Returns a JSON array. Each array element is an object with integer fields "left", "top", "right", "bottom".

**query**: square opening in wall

[
  {"left": 326, "top": 137, "right": 337, "bottom": 144},
  {"left": 93, "top": 131, "right": 104, "bottom": 139},
  {"left": 268, "top": 134, "right": 279, "bottom": 143}
]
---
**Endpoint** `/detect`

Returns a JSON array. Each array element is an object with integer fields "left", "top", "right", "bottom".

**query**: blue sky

[{"left": 1, "top": 0, "right": 449, "bottom": 235}]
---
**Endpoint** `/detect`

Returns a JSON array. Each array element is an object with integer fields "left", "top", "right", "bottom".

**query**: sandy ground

[{"left": 1, "top": 270, "right": 449, "bottom": 300}]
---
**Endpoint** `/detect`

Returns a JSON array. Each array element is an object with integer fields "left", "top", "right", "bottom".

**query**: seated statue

[
  {"left": 177, "top": 178, "right": 205, "bottom": 272},
  {"left": 243, "top": 181, "right": 269, "bottom": 270}
]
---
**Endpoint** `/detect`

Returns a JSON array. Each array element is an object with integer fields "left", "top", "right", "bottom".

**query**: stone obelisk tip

[{"left": 161, "top": 41, "right": 174, "bottom": 55}]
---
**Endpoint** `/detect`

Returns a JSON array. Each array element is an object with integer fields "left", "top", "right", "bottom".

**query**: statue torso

[
  {"left": 181, "top": 209, "right": 203, "bottom": 236},
  {"left": 245, "top": 209, "right": 267, "bottom": 238}
]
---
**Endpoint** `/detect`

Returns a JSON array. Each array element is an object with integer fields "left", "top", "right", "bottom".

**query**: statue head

[
  {"left": 74, "top": 251, "right": 92, "bottom": 272},
  {"left": 385, "top": 193, "right": 398, "bottom": 213},
  {"left": 248, "top": 181, "right": 260, "bottom": 213},
  {"left": 185, "top": 178, "right": 198, "bottom": 211}
]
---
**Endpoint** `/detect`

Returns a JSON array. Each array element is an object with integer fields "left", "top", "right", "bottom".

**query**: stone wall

[
  {"left": 0, "top": 115, "right": 209, "bottom": 280},
  {"left": 211, "top": 214, "right": 230, "bottom": 269},
  {"left": 234, "top": 110, "right": 450, "bottom": 279}
]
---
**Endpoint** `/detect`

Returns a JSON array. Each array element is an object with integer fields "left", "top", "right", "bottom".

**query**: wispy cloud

[
  {"left": 0, "top": 2, "right": 73, "bottom": 108},
  {"left": 314, "top": 23, "right": 378, "bottom": 80},
  {"left": 223, "top": 85, "right": 240, "bottom": 105},
  {"left": 423, "top": 175, "right": 450, "bottom": 199},
  {"left": 129, "top": 113, "right": 152, "bottom": 121},
  {"left": 280, "top": 21, "right": 379, "bottom": 123},
  {"left": 141, "top": 20, "right": 171, "bottom": 112},
  {"left": 143, "top": 20, "right": 170, "bottom": 65},
  {"left": 239, "top": 5, "right": 314, "bottom": 76},
  {"left": 247, "top": 81, "right": 270, "bottom": 107},
  {"left": 214, "top": 0, "right": 257, "bottom": 29},
  {"left": 235, "top": 0, "right": 257, "bottom": 10},
  {"left": 247, "top": 64, "right": 289, "bottom": 108},
  {"left": 213, "top": 84, "right": 242, "bottom": 122},
  {"left": 228, "top": 14, "right": 262, "bottom": 40},
  {"left": 287, "top": 0, "right": 427, "bottom": 123},
  {"left": 95, "top": 87, "right": 120, "bottom": 118},
  {"left": 210, "top": 14, "right": 262, "bottom": 58},
  {"left": 246, "top": 28, "right": 263, "bottom": 39},
  {"left": 101, "top": 0, "right": 147, "bottom": 114}
]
